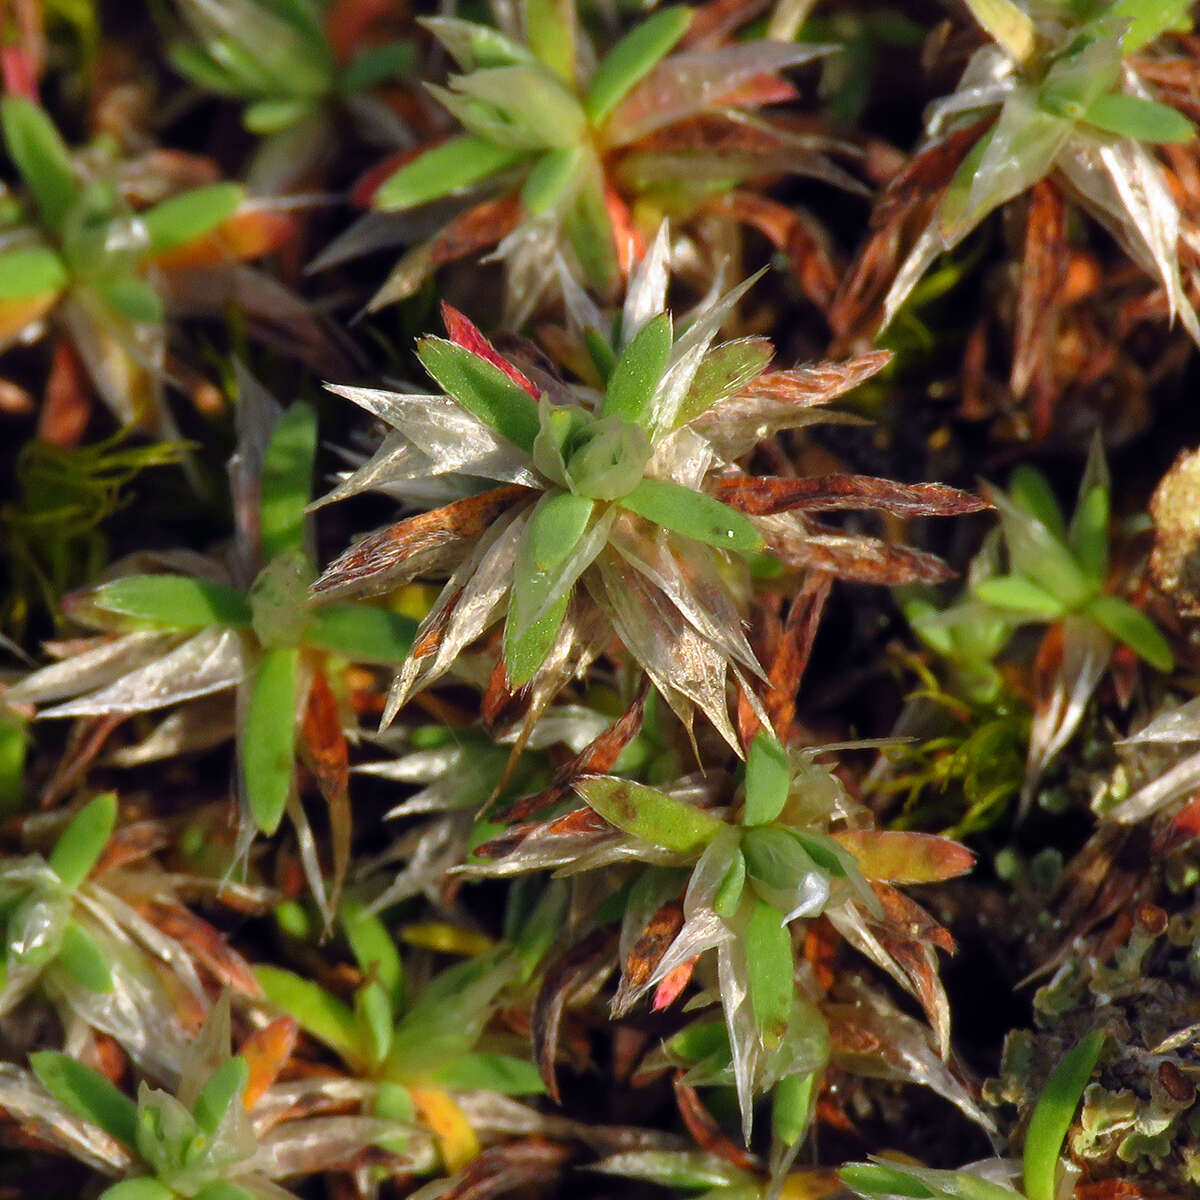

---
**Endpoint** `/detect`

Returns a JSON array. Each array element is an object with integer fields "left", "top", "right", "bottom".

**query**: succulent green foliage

[
  {"left": 168, "top": 0, "right": 413, "bottom": 134},
  {"left": 883, "top": 0, "right": 1200, "bottom": 337}
]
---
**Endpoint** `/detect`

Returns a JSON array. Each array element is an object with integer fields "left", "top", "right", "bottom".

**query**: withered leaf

[{"left": 715, "top": 475, "right": 988, "bottom": 518}]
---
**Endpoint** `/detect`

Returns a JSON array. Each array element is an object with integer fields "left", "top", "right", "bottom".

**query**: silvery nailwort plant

[
  {"left": 0, "top": 97, "right": 295, "bottom": 432},
  {"left": 7, "top": 375, "right": 416, "bottom": 921},
  {"left": 313, "top": 230, "right": 984, "bottom": 751},
  {"left": 868, "top": 0, "right": 1199, "bottom": 336}
]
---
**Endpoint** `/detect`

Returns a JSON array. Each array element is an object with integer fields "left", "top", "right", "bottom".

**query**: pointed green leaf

[
  {"left": 1023, "top": 1031, "right": 1104, "bottom": 1200},
  {"left": 743, "top": 731, "right": 790, "bottom": 826},
  {"left": 93, "top": 275, "right": 164, "bottom": 325},
  {"left": 525, "top": 0, "right": 576, "bottom": 80},
  {"left": 520, "top": 145, "right": 582, "bottom": 215},
  {"left": 99, "top": 1182, "right": 176, "bottom": 1200},
  {"left": 773, "top": 1069, "right": 819, "bottom": 1148},
  {"left": 260, "top": 402, "right": 317, "bottom": 562},
  {"left": 56, "top": 921, "right": 114, "bottom": 993},
  {"left": 839, "top": 1163, "right": 933, "bottom": 1197},
  {"left": 563, "top": 145, "right": 620, "bottom": 294},
  {"left": 373, "top": 136, "right": 526, "bottom": 211},
  {"left": 168, "top": 41, "right": 246, "bottom": 95},
  {"left": 340, "top": 41, "right": 416, "bottom": 94},
  {"left": 0, "top": 245, "right": 68, "bottom": 301},
  {"left": 341, "top": 897, "right": 404, "bottom": 1014},
  {"left": 674, "top": 337, "right": 773, "bottom": 428},
  {"left": 49, "top": 792, "right": 117, "bottom": 890},
  {"left": 585, "top": 7, "right": 692, "bottom": 124},
  {"left": 91, "top": 575, "right": 253, "bottom": 630},
  {"left": 1083, "top": 91, "right": 1195, "bottom": 143},
  {"left": 504, "top": 591, "right": 567, "bottom": 687},
  {"left": 140, "top": 183, "right": 244, "bottom": 254},
  {"left": 1085, "top": 595, "right": 1174, "bottom": 672},
  {"left": 973, "top": 575, "right": 1066, "bottom": 618},
  {"left": 1, "top": 97, "right": 79, "bottom": 231},
  {"left": 602, "top": 312, "right": 672, "bottom": 425},
  {"left": 575, "top": 775, "right": 724, "bottom": 854},
  {"left": 193, "top": 1056, "right": 249, "bottom": 1135},
  {"left": 1008, "top": 466, "right": 1066, "bottom": 540},
  {"left": 30, "top": 1051, "right": 137, "bottom": 1148},
  {"left": 255, "top": 965, "right": 366, "bottom": 1065},
  {"left": 242, "top": 648, "right": 299, "bottom": 835},
  {"left": 306, "top": 603, "right": 416, "bottom": 663},
  {"left": 526, "top": 491, "right": 595, "bottom": 571},
  {"left": 619, "top": 478, "right": 765, "bottom": 554},
  {"left": 355, "top": 978, "right": 395, "bottom": 1066},
  {"left": 1069, "top": 485, "right": 1109, "bottom": 583},
  {"left": 243, "top": 96, "right": 317, "bottom": 133},
  {"left": 744, "top": 899, "right": 794, "bottom": 1049},
  {"left": 713, "top": 849, "right": 746, "bottom": 918},
  {"left": 1109, "top": 0, "right": 1193, "bottom": 53},
  {"left": 434, "top": 1051, "right": 546, "bottom": 1094},
  {"left": 417, "top": 336, "right": 541, "bottom": 452},
  {"left": 193, "top": 1183, "right": 257, "bottom": 1200}
]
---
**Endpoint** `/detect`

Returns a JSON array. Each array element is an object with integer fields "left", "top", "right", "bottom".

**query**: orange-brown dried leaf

[
  {"left": 301, "top": 668, "right": 351, "bottom": 913},
  {"left": 833, "top": 830, "right": 975, "bottom": 884},
  {"left": 715, "top": 475, "right": 988, "bottom": 518},
  {"left": 241, "top": 1016, "right": 299, "bottom": 1110}
]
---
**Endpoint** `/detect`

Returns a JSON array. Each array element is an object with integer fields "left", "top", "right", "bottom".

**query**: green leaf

[
  {"left": 30, "top": 1051, "right": 137, "bottom": 1148},
  {"left": 674, "top": 337, "right": 773, "bottom": 429},
  {"left": 773, "top": 1069, "right": 819, "bottom": 1147},
  {"left": 242, "top": 648, "right": 299, "bottom": 835},
  {"left": 417, "top": 336, "right": 541, "bottom": 452},
  {"left": 1109, "top": 0, "right": 1194, "bottom": 52},
  {"left": 140, "top": 183, "right": 244, "bottom": 254},
  {"left": 56, "top": 921, "right": 114, "bottom": 992},
  {"left": 1069, "top": 485, "right": 1109, "bottom": 582},
  {"left": 373, "top": 135, "right": 526, "bottom": 211},
  {"left": 960, "top": 0, "right": 1034, "bottom": 61},
  {"left": 1085, "top": 595, "right": 1174, "bottom": 672},
  {"left": 99, "top": 1182, "right": 176, "bottom": 1200},
  {"left": 433, "top": 1052, "right": 546, "bottom": 1094},
  {"left": 973, "top": 575, "right": 1066, "bottom": 618},
  {"left": 743, "top": 731, "right": 790, "bottom": 826},
  {"left": 619, "top": 479, "right": 765, "bottom": 554},
  {"left": 713, "top": 849, "right": 746, "bottom": 918},
  {"left": 355, "top": 978, "right": 395, "bottom": 1066},
  {"left": 168, "top": 41, "right": 246, "bottom": 96},
  {"left": 563, "top": 145, "right": 620, "bottom": 294},
  {"left": 1023, "top": 1031, "right": 1104, "bottom": 1200},
  {"left": 584, "top": 6, "right": 692, "bottom": 124},
  {"left": 839, "top": 1163, "right": 933, "bottom": 1198},
  {"left": 306, "top": 604, "right": 416, "bottom": 663},
  {"left": 526, "top": 490, "right": 595, "bottom": 572},
  {"left": 340, "top": 41, "right": 416, "bottom": 94},
  {"left": 91, "top": 575, "right": 253, "bottom": 630},
  {"left": 1, "top": 97, "right": 79, "bottom": 231},
  {"left": 504, "top": 591, "right": 567, "bottom": 687},
  {"left": 193, "top": 1183, "right": 257, "bottom": 1200},
  {"left": 0, "top": 245, "right": 68, "bottom": 301},
  {"left": 1008, "top": 466, "right": 1066, "bottom": 540},
  {"left": 49, "top": 792, "right": 117, "bottom": 890},
  {"left": 243, "top": 96, "right": 318, "bottom": 133},
  {"left": 575, "top": 775, "right": 724, "bottom": 855},
  {"left": 1083, "top": 91, "right": 1195, "bottom": 143},
  {"left": 525, "top": 0, "right": 576, "bottom": 80},
  {"left": 520, "top": 145, "right": 582, "bottom": 215},
  {"left": 744, "top": 899, "right": 794, "bottom": 1049},
  {"left": 341, "top": 898, "right": 404, "bottom": 1015},
  {"left": 260, "top": 402, "right": 317, "bottom": 562},
  {"left": 193, "top": 1056, "right": 249, "bottom": 1135},
  {"left": 255, "top": 965, "right": 366, "bottom": 1065},
  {"left": 93, "top": 275, "right": 164, "bottom": 325},
  {"left": 602, "top": 312, "right": 672, "bottom": 426}
]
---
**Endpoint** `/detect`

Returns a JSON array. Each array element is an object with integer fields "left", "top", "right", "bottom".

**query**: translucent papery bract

[
  {"left": 715, "top": 922, "right": 760, "bottom": 1141},
  {"left": 6, "top": 631, "right": 175, "bottom": 706},
  {"left": 0, "top": 1062, "right": 132, "bottom": 1174},
  {"left": 621, "top": 223, "right": 672, "bottom": 347},
  {"left": 1111, "top": 748, "right": 1200, "bottom": 824},
  {"left": 1056, "top": 129, "right": 1200, "bottom": 340},
  {"left": 250, "top": 1113, "right": 421, "bottom": 1179},
  {"left": 38, "top": 627, "right": 245, "bottom": 718},
  {"left": 604, "top": 42, "right": 834, "bottom": 148},
  {"left": 488, "top": 210, "right": 569, "bottom": 329},
  {"left": 324, "top": 386, "right": 542, "bottom": 489},
  {"left": 648, "top": 424, "right": 716, "bottom": 491},
  {"left": 925, "top": 46, "right": 1014, "bottom": 137},
  {"left": 106, "top": 693, "right": 237, "bottom": 765},
  {"left": 370, "top": 812, "right": 475, "bottom": 907}
]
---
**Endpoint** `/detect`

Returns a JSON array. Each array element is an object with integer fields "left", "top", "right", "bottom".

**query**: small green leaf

[
  {"left": 417, "top": 336, "right": 541, "bottom": 453},
  {"left": 713, "top": 850, "right": 746, "bottom": 918},
  {"left": 973, "top": 575, "right": 1067, "bottom": 618},
  {"left": 520, "top": 145, "right": 581, "bottom": 215},
  {"left": 743, "top": 731, "right": 790, "bottom": 826},
  {"left": 93, "top": 275, "right": 164, "bottom": 325},
  {"left": 1084, "top": 92, "right": 1195, "bottom": 143},
  {"left": 56, "top": 921, "right": 114, "bottom": 993},
  {"left": 619, "top": 479, "right": 765, "bottom": 554},
  {"left": 0, "top": 245, "right": 68, "bottom": 301},
  {"left": 91, "top": 575, "right": 253, "bottom": 630},
  {"left": 526, "top": 491, "right": 595, "bottom": 571},
  {"left": 575, "top": 776, "right": 724, "bottom": 855},
  {"left": 584, "top": 6, "right": 692, "bottom": 124},
  {"left": 1069, "top": 485, "right": 1109, "bottom": 582},
  {"left": 99, "top": 1182, "right": 176, "bottom": 1200},
  {"left": 1109, "top": 0, "right": 1193, "bottom": 52},
  {"left": 1, "top": 97, "right": 79, "bottom": 231},
  {"left": 504, "top": 591, "right": 567, "bottom": 687},
  {"left": 525, "top": 0, "right": 576, "bottom": 80},
  {"left": 433, "top": 1052, "right": 546, "bottom": 1094},
  {"left": 306, "top": 604, "right": 416, "bottom": 663},
  {"left": 255, "top": 965, "right": 366, "bottom": 1066},
  {"left": 243, "top": 96, "right": 317, "bottom": 133},
  {"left": 674, "top": 338, "right": 773, "bottom": 428},
  {"left": 744, "top": 899, "right": 794, "bottom": 1049},
  {"left": 1085, "top": 595, "right": 1174, "bottom": 672},
  {"left": 30, "top": 1051, "right": 137, "bottom": 1148},
  {"left": 242, "top": 648, "right": 299, "bottom": 835},
  {"left": 140, "top": 183, "right": 244, "bottom": 254},
  {"left": 341, "top": 898, "right": 404, "bottom": 1015},
  {"left": 260, "top": 402, "right": 317, "bottom": 562},
  {"left": 49, "top": 792, "right": 117, "bottom": 890},
  {"left": 373, "top": 135, "right": 526, "bottom": 211},
  {"left": 193, "top": 1183, "right": 257, "bottom": 1200},
  {"left": 355, "top": 978, "right": 395, "bottom": 1066},
  {"left": 602, "top": 313, "right": 672, "bottom": 426},
  {"left": 1008, "top": 466, "right": 1066, "bottom": 539},
  {"left": 773, "top": 1069, "right": 819, "bottom": 1147},
  {"left": 1023, "top": 1031, "right": 1104, "bottom": 1200},
  {"left": 839, "top": 1163, "right": 933, "bottom": 1198},
  {"left": 340, "top": 41, "right": 416, "bottom": 94},
  {"left": 563, "top": 145, "right": 619, "bottom": 294},
  {"left": 193, "top": 1056, "right": 249, "bottom": 1135},
  {"left": 168, "top": 41, "right": 246, "bottom": 95}
]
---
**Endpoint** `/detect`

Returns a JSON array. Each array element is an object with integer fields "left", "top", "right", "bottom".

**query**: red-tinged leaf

[
  {"left": 312, "top": 485, "right": 534, "bottom": 599},
  {"left": 832, "top": 830, "right": 975, "bottom": 884},
  {"left": 738, "top": 354, "right": 891, "bottom": 408},
  {"left": 765, "top": 573, "right": 830, "bottom": 743},
  {"left": 1157, "top": 792, "right": 1200, "bottom": 856},
  {"left": 301, "top": 669, "right": 351, "bottom": 914},
  {"left": 441, "top": 302, "right": 539, "bottom": 398},
  {"left": 1012, "top": 178, "right": 1067, "bottom": 404},
  {"left": 618, "top": 899, "right": 684, "bottom": 1010},
  {"left": 429, "top": 195, "right": 522, "bottom": 268},
  {"left": 532, "top": 928, "right": 617, "bottom": 1103},
  {"left": 139, "top": 901, "right": 262, "bottom": 996},
  {"left": 240, "top": 1016, "right": 299, "bottom": 1110},
  {"left": 146, "top": 206, "right": 297, "bottom": 271},
  {"left": 430, "top": 1139, "right": 573, "bottom": 1200},
  {"left": 673, "top": 1077, "right": 759, "bottom": 1172},
  {"left": 714, "top": 475, "right": 989, "bottom": 518},
  {"left": 605, "top": 184, "right": 644, "bottom": 276},
  {"left": 869, "top": 882, "right": 955, "bottom": 956},
  {"left": 39, "top": 339, "right": 92, "bottom": 448},
  {"left": 653, "top": 960, "right": 695, "bottom": 1011},
  {"left": 766, "top": 521, "right": 957, "bottom": 585},
  {"left": 92, "top": 821, "right": 169, "bottom": 876}
]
